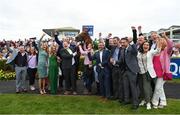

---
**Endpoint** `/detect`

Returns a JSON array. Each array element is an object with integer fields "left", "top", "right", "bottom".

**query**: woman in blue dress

[{"left": 37, "top": 33, "right": 48, "bottom": 94}]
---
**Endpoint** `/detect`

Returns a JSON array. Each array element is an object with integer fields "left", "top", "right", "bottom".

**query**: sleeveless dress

[
  {"left": 48, "top": 55, "right": 59, "bottom": 94},
  {"left": 38, "top": 48, "right": 48, "bottom": 78},
  {"left": 153, "top": 55, "right": 163, "bottom": 78}
]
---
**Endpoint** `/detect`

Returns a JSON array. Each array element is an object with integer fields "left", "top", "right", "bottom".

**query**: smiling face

[
  {"left": 138, "top": 36, "right": 145, "bottom": 45},
  {"left": 30, "top": 47, "right": 35, "bottom": 54},
  {"left": 121, "top": 39, "right": 129, "bottom": 48},
  {"left": 143, "top": 42, "right": 150, "bottom": 53},
  {"left": 151, "top": 32, "right": 158, "bottom": 41},
  {"left": 19, "top": 46, "right": 25, "bottom": 53},
  {"left": 63, "top": 41, "right": 69, "bottom": 48},
  {"left": 98, "top": 42, "right": 105, "bottom": 51},
  {"left": 41, "top": 42, "right": 48, "bottom": 51}
]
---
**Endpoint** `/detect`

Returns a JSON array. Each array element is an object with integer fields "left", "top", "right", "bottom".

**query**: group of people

[{"left": 1, "top": 26, "right": 180, "bottom": 110}]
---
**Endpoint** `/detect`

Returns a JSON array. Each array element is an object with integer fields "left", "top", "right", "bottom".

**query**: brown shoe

[
  {"left": 64, "top": 91, "right": 71, "bottom": 95},
  {"left": 73, "top": 91, "right": 77, "bottom": 95}
]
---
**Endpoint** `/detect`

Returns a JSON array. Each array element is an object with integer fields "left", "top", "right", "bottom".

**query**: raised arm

[
  {"left": 38, "top": 33, "right": 46, "bottom": 50},
  {"left": 6, "top": 41, "right": 12, "bottom": 52},
  {"left": 150, "top": 37, "right": 161, "bottom": 55},
  {"left": 53, "top": 31, "right": 63, "bottom": 48},
  {"left": 161, "top": 32, "right": 173, "bottom": 55},
  {"left": 131, "top": 26, "right": 137, "bottom": 44},
  {"left": 138, "top": 26, "right": 143, "bottom": 36},
  {"left": 31, "top": 39, "right": 38, "bottom": 51}
]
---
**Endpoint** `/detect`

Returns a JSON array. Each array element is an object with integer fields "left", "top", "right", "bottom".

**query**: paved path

[{"left": 0, "top": 80, "right": 180, "bottom": 99}]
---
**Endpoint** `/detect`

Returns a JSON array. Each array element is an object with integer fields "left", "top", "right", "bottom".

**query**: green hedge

[
  {"left": 0, "top": 69, "right": 16, "bottom": 80},
  {"left": 0, "top": 60, "right": 15, "bottom": 80},
  {"left": 0, "top": 59, "right": 14, "bottom": 72}
]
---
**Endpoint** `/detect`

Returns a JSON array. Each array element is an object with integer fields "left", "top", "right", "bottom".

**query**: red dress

[{"left": 153, "top": 55, "right": 163, "bottom": 78}]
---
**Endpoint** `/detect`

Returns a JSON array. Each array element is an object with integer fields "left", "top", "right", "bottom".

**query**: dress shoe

[
  {"left": 88, "top": 91, "right": 92, "bottom": 95},
  {"left": 16, "top": 89, "right": 20, "bottom": 93},
  {"left": 122, "top": 101, "right": 130, "bottom": 105},
  {"left": 131, "top": 105, "right": 139, "bottom": 110},
  {"left": 108, "top": 96, "right": 117, "bottom": 100},
  {"left": 73, "top": 91, "right": 77, "bottom": 95},
  {"left": 22, "top": 88, "right": 27, "bottom": 92},
  {"left": 83, "top": 89, "right": 88, "bottom": 95},
  {"left": 64, "top": 91, "right": 71, "bottom": 95},
  {"left": 118, "top": 99, "right": 124, "bottom": 103}
]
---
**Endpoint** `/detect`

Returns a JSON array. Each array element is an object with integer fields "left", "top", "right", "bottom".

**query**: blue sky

[{"left": 0, "top": 0, "right": 180, "bottom": 40}]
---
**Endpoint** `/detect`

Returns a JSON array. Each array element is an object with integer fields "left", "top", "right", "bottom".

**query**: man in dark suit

[
  {"left": 60, "top": 40, "right": 77, "bottom": 95},
  {"left": 92, "top": 41, "right": 111, "bottom": 99},
  {"left": 109, "top": 37, "right": 123, "bottom": 100},
  {"left": 116, "top": 37, "right": 140, "bottom": 109}
]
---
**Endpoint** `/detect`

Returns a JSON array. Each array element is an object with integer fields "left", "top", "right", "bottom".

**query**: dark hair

[
  {"left": 139, "top": 41, "right": 150, "bottom": 53},
  {"left": 29, "top": 47, "right": 37, "bottom": 55},
  {"left": 121, "top": 37, "right": 128, "bottom": 42},
  {"left": 113, "top": 36, "right": 119, "bottom": 40}
]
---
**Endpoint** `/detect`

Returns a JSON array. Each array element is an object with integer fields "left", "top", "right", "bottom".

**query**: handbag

[
  {"left": 163, "top": 72, "right": 172, "bottom": 80},
  {"left": 141, "top": 54, "right": 152, "bottom": 81},
  {"left": 145, "top": 71, "right": 151, "bottom": 81}
]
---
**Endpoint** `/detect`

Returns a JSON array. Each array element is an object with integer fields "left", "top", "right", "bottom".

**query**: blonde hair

[
  {"left": 160, "top": 38, "right": 167, "bottom": 50},
  {"left": 49, "top": 44, "right": 58, "bottom": 55}
]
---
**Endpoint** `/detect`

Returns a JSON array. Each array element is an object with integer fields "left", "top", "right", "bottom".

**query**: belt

[{"left": 15, "top": 64, "right": 26, "bottom": 67}]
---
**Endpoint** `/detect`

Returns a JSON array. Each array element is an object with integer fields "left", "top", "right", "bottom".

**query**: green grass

[{"left": 0, "top": 94, "right": 180, "bottom": 114}]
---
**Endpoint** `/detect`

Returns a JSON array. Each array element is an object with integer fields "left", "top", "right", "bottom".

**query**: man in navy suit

[
  {"left": 109, "top": 37, "right": 123, "bottom": 100},
  {"left": 92, "top": 41, "right": 111, "bottom": 99}
]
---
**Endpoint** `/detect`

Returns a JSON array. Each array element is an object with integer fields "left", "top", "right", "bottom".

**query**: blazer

[
  {"left": 93, "top": 49, "right": 111, "bottom": 74},
  {"left": 138, "top": 49, "right": 160, "bottom": 78},
  {"left": 159, "top": 39, "right": 173, "bottom": 74},
  {"left": 110, "top": 46, "right": 121, "bottom": 59},
  {"left": 117, "top": 44, "right": 140, "bottom": 74},
  {"left": 110, "top": 46, "right": 122, "bottom": 67},
  {"left": 60, "top": 47, "right": 75, "bottom": 69}
]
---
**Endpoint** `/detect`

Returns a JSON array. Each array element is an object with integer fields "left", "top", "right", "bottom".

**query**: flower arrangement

[{"left": 0, "top": 69, "right": 16, "bottom": 80}]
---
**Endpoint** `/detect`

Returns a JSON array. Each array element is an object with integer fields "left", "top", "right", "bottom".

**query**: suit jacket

[
  {"left": 60, "top": 48, "right": 75, "bottom": 69},
  {"left": 93, "top": 49, "right": 111, "bottom": 74},
  {"left": 117, "top": 44, "right": 140, "bottom": 74},
  {"left": 109, "top": 46, "right": 122, "bottom": 68}
]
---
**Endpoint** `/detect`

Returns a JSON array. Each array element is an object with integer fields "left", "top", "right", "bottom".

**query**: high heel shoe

[
  {"left": 40, "top": 90, "right": 44, "bottom": 95},
  {"left": 43, "top": 89, "right": 47, "bottom": 94}
]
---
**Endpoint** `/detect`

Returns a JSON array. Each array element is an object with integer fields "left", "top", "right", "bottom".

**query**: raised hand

[
  {"left": 51, "top": 30, "right": 59, "bottom": 37},
  {"left": 138, "top": 26, "right": 142, "bottom": 30},
  {"left": 54, "top": 30, "right": 59, "bottom": 36},
  {"left": 161, "top": 32, "right": 168, "bottom": 39},
  {"left": 131, "top": 26, "right": 136, "bottom": 30}
]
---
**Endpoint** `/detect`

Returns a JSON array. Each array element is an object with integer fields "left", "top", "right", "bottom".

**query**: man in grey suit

[{"left": 116, "top": 37, "right": 140, "bottom": 109}]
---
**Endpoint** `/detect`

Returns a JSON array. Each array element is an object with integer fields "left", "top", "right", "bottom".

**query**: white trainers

[
  {"left": 139, "top": 100, "right": 146, "bottom": 106},
  {"left": 146, "top": 103, "right": 151, "bottom": 110},
  {"left": 43, "top": 89, "right": 47, "bottom": 94},
  {"left": 30, "top": 86, "right": 35, "bottom": 91},
  {"left": 153, "top": 105, "right": 158, "bottom": 109},
  {"left": 158, "top": 105, "right": 164, "bottom": 109}
]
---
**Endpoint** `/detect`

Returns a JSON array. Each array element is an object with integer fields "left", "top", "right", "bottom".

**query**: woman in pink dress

[{"left": 152, "top": 32, "right": 173, "bottom": 109}]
